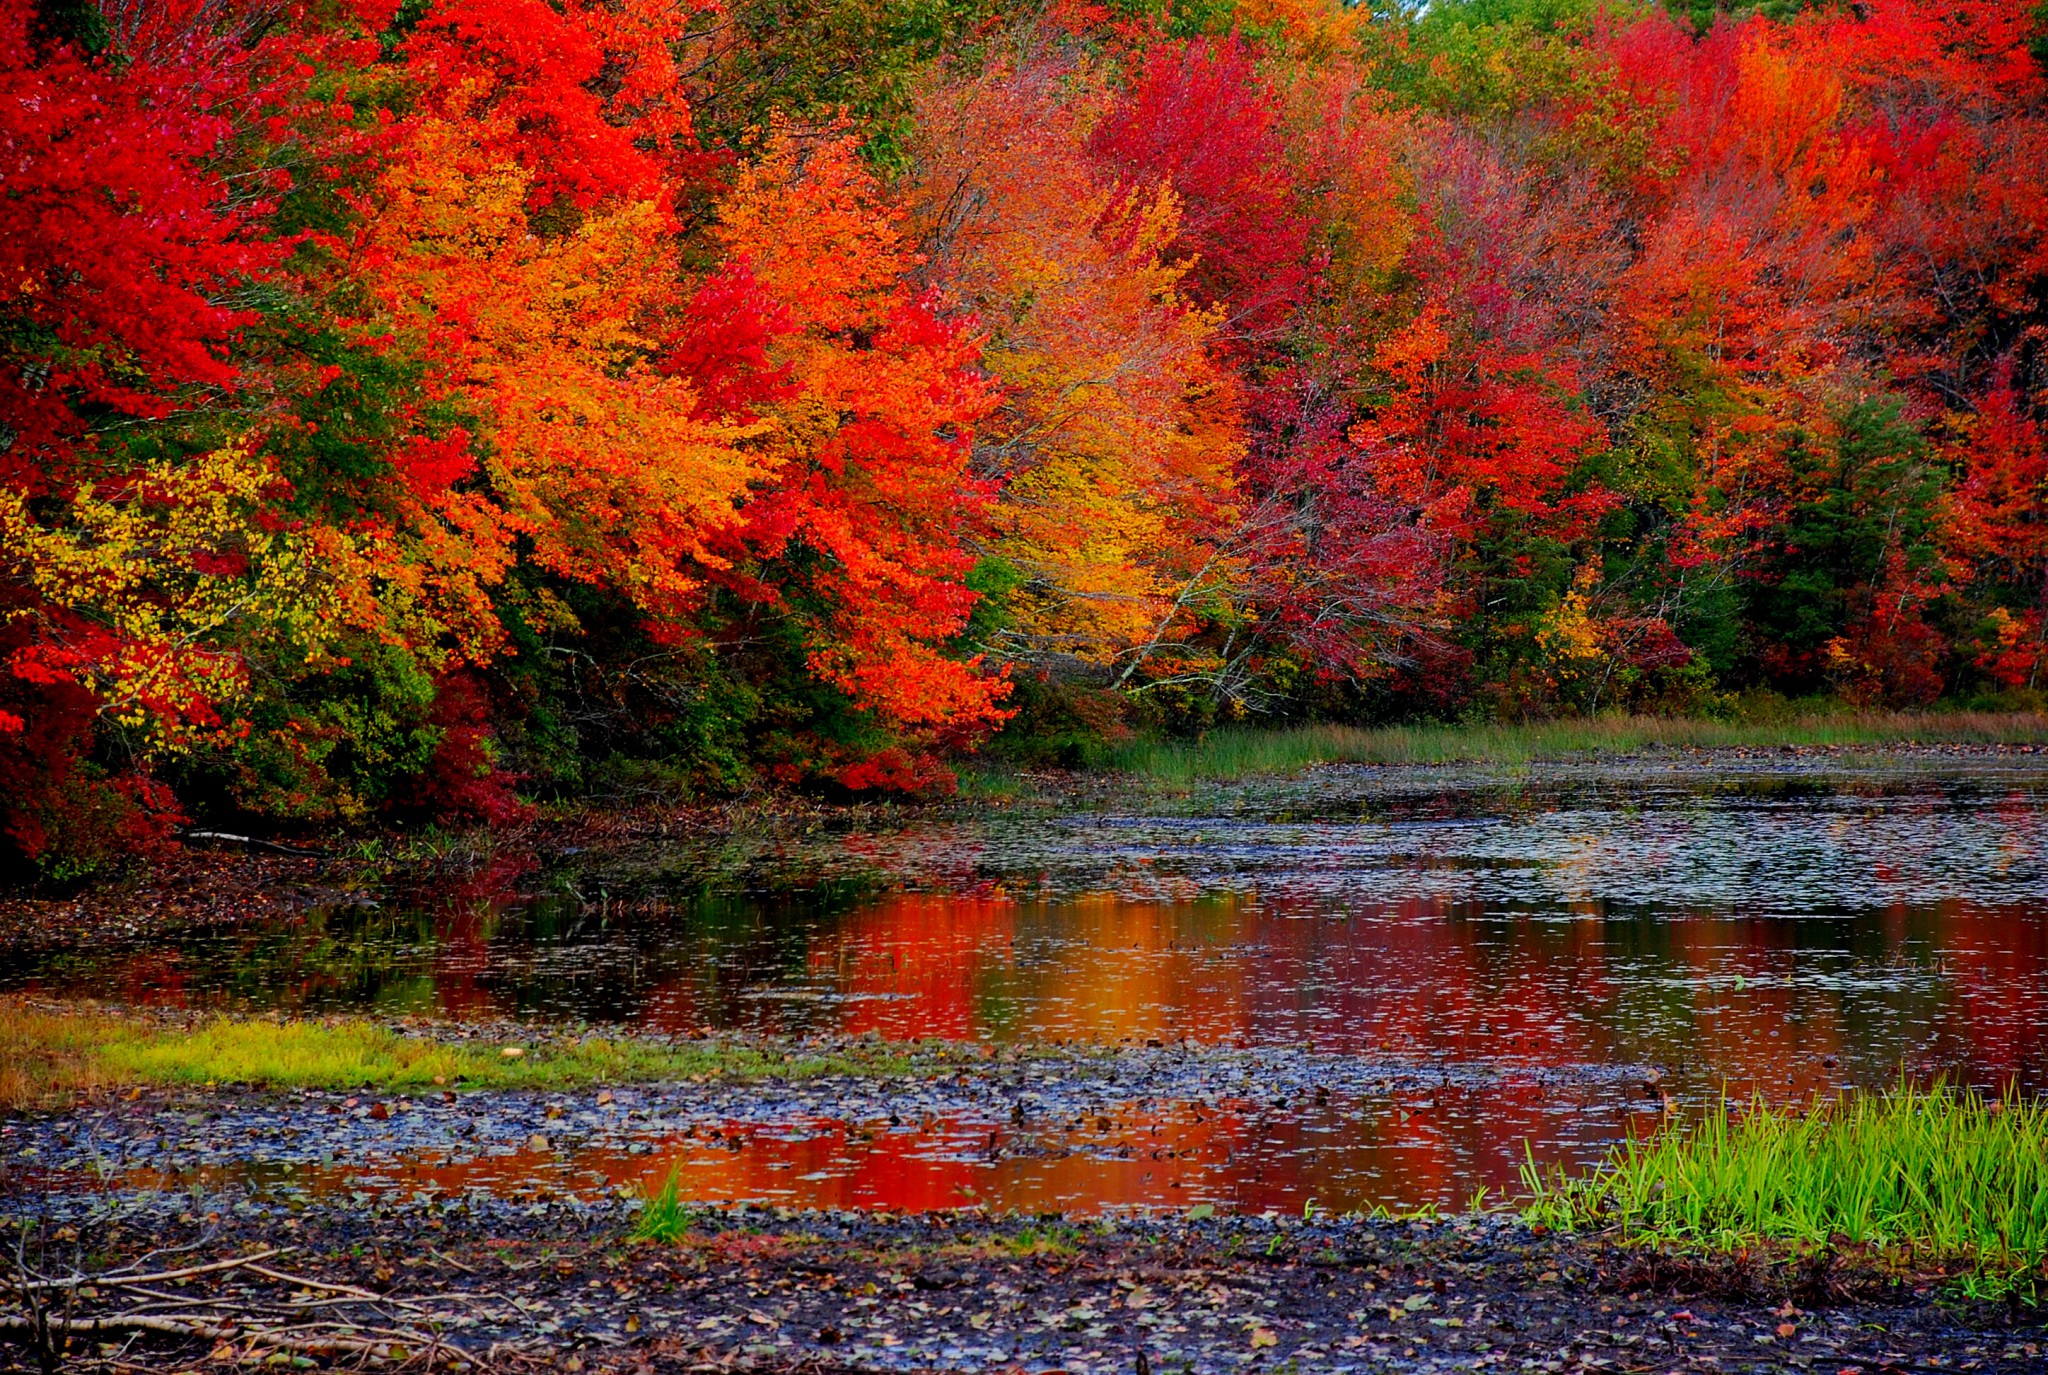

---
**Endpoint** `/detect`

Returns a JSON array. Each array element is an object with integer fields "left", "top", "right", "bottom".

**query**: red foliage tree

[{"left": 1088, "top": 35, "right": 1312, "bottom": 350}]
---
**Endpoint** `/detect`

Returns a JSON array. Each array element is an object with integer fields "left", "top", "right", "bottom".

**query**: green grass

[
  {"left": 1522, "top": 1083, "right": 2048, "bottom": 1300},
  {"left": 0, "top": 1001, "right": 937, "bottom": 1108},
  {"left": 1102, "top": 710, "right": 2048, "bottom": 784},
  {"left": 633, "top": 1166, "right": 698, "bottom": 1243}
]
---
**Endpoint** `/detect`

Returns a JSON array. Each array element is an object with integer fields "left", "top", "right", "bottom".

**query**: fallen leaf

[{"left": 1250, "top": 1327, "right": 1278, "bottom": 1349}]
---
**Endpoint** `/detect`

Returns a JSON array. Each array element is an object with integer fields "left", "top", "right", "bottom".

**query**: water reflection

[
  {"left": 116, "top": 1082, "right": 1626, "bottom": 1217},
  {"left": 9, "top": 761, "right": 2048, "bottom": 1212},
  {"left": 15, "top": 891, "right": 2044, "bottom": 1092}
]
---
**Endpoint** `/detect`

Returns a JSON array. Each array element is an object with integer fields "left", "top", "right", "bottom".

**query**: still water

[{"left": 13, "top": 757, "right": 2048, "bottom": 1213}]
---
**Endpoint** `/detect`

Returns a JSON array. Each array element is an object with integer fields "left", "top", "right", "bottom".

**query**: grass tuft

[
  {"left": 1102, "top": 711, "right": 2048, "bottom": 784},
  {"left": 1522, "top": 1082, "right": 2048, "bottom": 1300},
  {"left": 632, "top": 1166, "right": 697, "bottom": 1244},
  {"left": 0, "top": 1002, "right": 120, "bottom": 1108}
]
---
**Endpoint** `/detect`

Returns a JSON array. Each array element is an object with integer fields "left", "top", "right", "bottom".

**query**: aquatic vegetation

[
  {"left": 1522, "top": 1083, "right": 2048, "bottom": 1300},
  {"left": 1106, "top": 712, "right": 2048, "bottom": 783},
  {"left": 0, "top": 1001, "right": 938, "bottom": 1107}
]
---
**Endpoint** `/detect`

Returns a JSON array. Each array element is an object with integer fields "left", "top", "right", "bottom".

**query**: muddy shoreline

[
  {"left": 3, "top": 1192, "right": 2042, "bottom": 1373},
  {"left": 8, "top": 746, "right": 2048, "bottom": 1369},
  {"left": 4, "top": 1074, "right": 2047, "bottom": 1371}
]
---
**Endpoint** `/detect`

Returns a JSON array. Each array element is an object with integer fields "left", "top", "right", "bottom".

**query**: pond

[{"left": 12, "top": 755, "right": 2048, "bottom": 1216}]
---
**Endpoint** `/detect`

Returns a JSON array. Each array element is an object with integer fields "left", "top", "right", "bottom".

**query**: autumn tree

[
  {"left": 704, "top": 124, "right": 1011, "bottom": 786},
  {"left": 905, "top": 53, "right": 1247, "bottom": 701}
]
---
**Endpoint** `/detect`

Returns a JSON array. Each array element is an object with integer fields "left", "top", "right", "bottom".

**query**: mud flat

[
  {"left": 4, "top": 1068, "right": 2047, "bottom": 1373},
  {"left": 3, "top": 1191, "right": 2043, "bottom": 1374},
  {"left": 7, "top": 750, "right": 2048, "bottom": 1369}
]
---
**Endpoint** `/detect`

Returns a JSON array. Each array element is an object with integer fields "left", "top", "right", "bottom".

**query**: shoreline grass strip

[
  {"left": 0, "top": 1002, "right": 934, "bottom": 1108},
  {"left": 1522, "top": 1082, "right": 2048, "bottom": 1299},
  {"left": 1106, "top": 711, "right": 2048, "bottom": 783}
]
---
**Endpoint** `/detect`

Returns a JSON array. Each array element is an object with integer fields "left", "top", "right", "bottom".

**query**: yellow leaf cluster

[
  {"left": 0, "top": 447, "right": 393, "bottom": 751},
  {"left": 906, "top": 59, "right": 1246, "bottom": 674},
  {"left": 1534, "top": 561, "right": 1608, "bottom": 684}
]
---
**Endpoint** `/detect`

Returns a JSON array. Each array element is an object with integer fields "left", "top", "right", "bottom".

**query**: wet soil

[
  {"left": 5, "top": 1077, "right": 2047, "bottom": 1373},
  {"left": 0, "top": 1051, "right": 1637, "bottom": 1218},
  {"left": 3, "top": 1194, "right": 2042, "bottom": 1374}
]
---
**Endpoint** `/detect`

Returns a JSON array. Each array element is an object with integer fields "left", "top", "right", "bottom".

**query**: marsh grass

[
  {"left": 0, "top": 1001, "right": 928, "bottom": 1109},
  {"left": 0, "top": 1001, "right": 120, "bottom": 1108},
  {"left": 1105, "top": 711, "right": 2048, "bottom": 784},
  {"left": 1522, "top": 1083, "right": 2048, "bottom": 1299},
  {"left": 633, "top": 1166, "right": 697, "bottom": 1243}
]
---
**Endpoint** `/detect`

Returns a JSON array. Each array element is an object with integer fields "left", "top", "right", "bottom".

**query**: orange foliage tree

[
  {"left": 706, "top": 125, "right": 1011, "bottom": 783},
  {"left": 904, "top": 53, "right": 1246, "bottom": 690}
]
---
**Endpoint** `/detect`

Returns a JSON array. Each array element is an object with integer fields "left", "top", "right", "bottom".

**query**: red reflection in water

[
  {"left": 115, "top": 1081, "right": 1632, "bottom": 1216},
  {"left": 641, "top": 891, "right": 2048, "bottom": 1100},
  {"left": 27, "top": 889, "right": 2048, "bottom": 1098},
  {"left": 17, "top": 877, "right": 2048, "bottom": 1213},
  {"left": 423, "top": 853, "right": 545, "bottom": 1020}
]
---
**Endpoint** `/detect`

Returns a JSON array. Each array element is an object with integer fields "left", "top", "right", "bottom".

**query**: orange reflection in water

[
  {"left": 677, "top": 890, "right": 2048, "bottom": 1099},
  {"left": 24, "top": 872, "right": 2048, "bottom": 1213},
  {"left": 121, "top": 1077, "right": 1618, "bottom": 1216},
  {"left": 47, "top": 887, "right": 2048, "bottom": 1103}
]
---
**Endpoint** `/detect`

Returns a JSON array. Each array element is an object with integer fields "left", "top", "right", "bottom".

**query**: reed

[
  {"left": 1105, "top": 711, "right": 2048, "bottom": 784},
  {"left": 1522, "top": 1082, "right": 2048, "bottom": 1299}
]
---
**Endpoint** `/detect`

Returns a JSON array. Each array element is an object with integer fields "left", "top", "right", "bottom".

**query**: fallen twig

[
  {"left": 0, "top": 1311, "right": 409, "bottom": 1359},
  {"left": 176, "top": 830, "right": 328, "bottom": 858},
  {"left": 7, "top": 1249, "right": 283, "bottom": 1295},
  {"left": 244, "top": 1261, "right": 383, "bottom": 1300},
  {"left": 430, "top": 1248, "right": 480, "bottom": 1275}
]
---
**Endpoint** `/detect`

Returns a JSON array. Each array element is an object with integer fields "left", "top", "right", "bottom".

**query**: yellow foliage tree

[
  {"left": 0, "top": 447, "right": 395, "bottom": 750},
  {"left": 905, "top": 57, "right": 1246, "bottom": 682}
]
